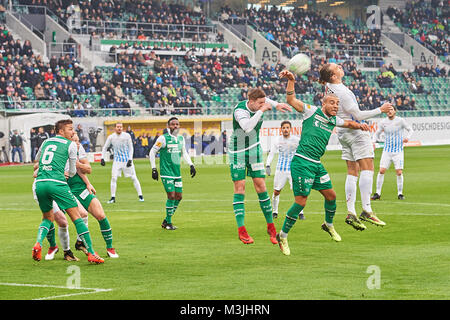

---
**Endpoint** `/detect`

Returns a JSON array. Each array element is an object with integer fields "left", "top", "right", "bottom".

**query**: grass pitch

[{"left": 0, "top": 145, "right": 449, "bottom": 300}]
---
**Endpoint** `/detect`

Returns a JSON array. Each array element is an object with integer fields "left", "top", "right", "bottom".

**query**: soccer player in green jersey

[
  {"left": 32, "top": 119, "right": 104, "bottom": 264},
  {"left": 149, "top": 117, "right": 196, "bottom": 230},
  {"left": 67, "top": 133, "right": 119, "bottom": 258},
  {"left": 276, "top": 70, "right": 370, "bottom": 256},
  {"left": 229, "top": 88, "right": 291, "bottom": 245}
]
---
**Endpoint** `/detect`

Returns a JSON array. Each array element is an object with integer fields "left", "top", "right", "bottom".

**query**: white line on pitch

[{"left": 0, "top": 282, "right": 112, "bottom": 300}]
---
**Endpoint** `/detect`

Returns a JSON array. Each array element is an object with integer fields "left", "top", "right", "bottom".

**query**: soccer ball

[{"left": 287, "top": 53, "right": 311, "bottom": 76}]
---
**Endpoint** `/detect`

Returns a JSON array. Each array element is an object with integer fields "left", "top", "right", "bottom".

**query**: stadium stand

[
  {"left": 0, "top": 1, "right": 448, "bottom": 121},
  {"left": 386, "top": 0, "right": 449, "bottom": 64}
]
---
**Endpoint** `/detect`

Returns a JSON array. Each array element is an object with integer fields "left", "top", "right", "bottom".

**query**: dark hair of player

[
  {"left": 280, "top": 120, "right": 292, "bottom": 128},
  {"left": 319, "top": 63, "right": 334, "bottom": 85},
  {"left": 55, "top": 119, "right": 73, "bottom": 133},
  {"left": 248, "top": 88, "right": 266, "bottom": 101},
  {"left": 167, "top": 117, "right": 179, "bottom": 125}
]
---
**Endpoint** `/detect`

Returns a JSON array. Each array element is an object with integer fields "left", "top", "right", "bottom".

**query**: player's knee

[
  {"left": 111, "top": 176, "right": 118, "bottom": 183},
  {"left": 396, "top": 170, "right": 403, "bottom": 176},
  {"left": 379, "top": 168, "right": 387, "bottom": 174},
  {"left": 175, "top": 194, "right": 182, "bottom": 201},
  {"left": 167, "top": 192, "right": 176, "bottom": 200},
  {"left": 273, "top": 189, "right": 281, "bottom": 196}
]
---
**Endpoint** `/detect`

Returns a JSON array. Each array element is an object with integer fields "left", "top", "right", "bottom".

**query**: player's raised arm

[
  {"left": 279, "top": 70, "right": 305, "bottom": 113},
  {"left": 339, "top": 119, "right": 370, "bottom": 131}
]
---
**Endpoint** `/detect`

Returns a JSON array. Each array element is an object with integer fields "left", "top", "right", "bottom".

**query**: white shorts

[
  {"left": 380, "top": 151, "right": 404, "bottom": 170},
  {"left": 273, "top": 170, "right": 293, "bottom": 191},
  {"left": 338, "top": 130, "right": 374, "bottom": 162},
  {"left": 112, "top": 161, "right": 136, "bottom": 178}
]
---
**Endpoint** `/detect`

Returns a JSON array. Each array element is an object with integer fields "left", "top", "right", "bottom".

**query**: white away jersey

[
  {"left": 374, "top": 116, "right": 412, "bottom": 153},
  {"left": 326, "top": 83, "right": 381, "bottom": 133},
  {"left": 102, "top": 132, "right": 134, "bottom": 162},
  {"left": 266, "top": 135, "right": 300, "bottom": 172}
]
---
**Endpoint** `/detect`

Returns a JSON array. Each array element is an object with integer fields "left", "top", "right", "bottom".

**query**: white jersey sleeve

[
  {"left": 181, "top": 135, "right": 193, "bottom": 166},
  {"left": 149, "top": 135, "right": 166, "bottom": 169},
  {"left": 266, "top": 137, "right": 279, "bottom": 167},
  {"left": 101, "top": 134, "right": 113, "bottom": 160},
  {"left": 78, "top": 145, "right": 87, "bottom": 160},
  {"left": 401, "top": 118, "right": 413, "bottom": 140},
  {"left": 67, "top": 141, "right": 78, "bottom": 177},
  {"left": 234, "top": 108, "right": 264, "bottom": 133}
]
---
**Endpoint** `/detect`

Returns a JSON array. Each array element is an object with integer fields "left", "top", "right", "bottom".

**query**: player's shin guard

[
  {"left": 58, "top": 226, "right": 70, "bottom": 251},
  {"left": 272, "top": 193, "right": 280, "bottom": 214},
  {"left": 110, "top": 176, "right": 117, "bottom": 198},
  {"left": 173, "top": 199, "right": 180, "bottom": 214},
  {"left": 165, "top": 199, "right": 175, "bottom": 224},
  {"left": 281, "top": 203, "right": 304, "bottom": 235},
  {"left": 359, "top": 170, "right": 374, "bottom": 213},
  {"left": 99, "top": 217, "right": 113, "bottom": 249},
  {"left": 376, "top": 173, "right": 385, "bottom": 195},
  {"left": 325, "top": 199, "right": 337, "bottom": 226},
  {"left": 345, "top": 175, "right": 358, "bottom": 215},
  {"left": 46, "top": 223, "right": 56, "bottom": 247},
  {"left": 36, "top": 219, "right": 52, "bottom": 245},
  {"left": 258, "top": 191, "right": 273, "bottom": 224},
  {"left": 397, "top": 174, "right": 404, "bottom": 195},
  {"left": 73, "top": 218, "right": 95, "bottom": 255},
  {"left": 233, "top": 194, "right": 245, "bottom": 227},
  {"left": 131, "top": 175, "right": 143, "bottom": 196}
]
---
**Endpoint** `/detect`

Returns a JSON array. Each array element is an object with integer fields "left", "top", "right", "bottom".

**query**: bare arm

[
  {"left": 341, "top": 120, "right": 370, "bottom": 131},
  {"left": 279, "top": 70, "right": 304, "bottom": 113},
  {"left": 78, "top": 169, "right": 96, "bottom": 194},
  {"left": 77, "top": 158, "right": 92, "bottom": 174}
]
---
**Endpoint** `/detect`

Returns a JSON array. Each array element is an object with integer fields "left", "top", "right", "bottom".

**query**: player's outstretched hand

[
  {"left": 152, "top": 168, "right": 159, "bottom": 181},
  {"left": 87, "top": 184, "right": 96, "bottom": 195},
  {"left": 100, "top": 159, "right": 105, "bottom": 166},
  {"left": 127, "top": 160, "right": 132, "bottom": 167},
  {"left": 276, "top": 103, "right": 292, "bottom": 113},
  {"left": 266, "top": 165, "right": 271, "bottom": 176},
  {"left": 360, "top": 123, "right": 370, "bottom": 131},
  {"left": 279, "top": 70, "right": 295, "bottom": 81},
  {"left": 190, "top": 165, "right": 196, "bottom": 178},
  {"left": 380, "top": 102, "right": 393, "bottom": 113}
]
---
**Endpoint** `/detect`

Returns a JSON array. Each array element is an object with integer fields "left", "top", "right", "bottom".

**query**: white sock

[
  {"left": 345, "top": 175, "right": 358, "bottom": 216},
  {"left": 325, "top": 222, "right": 333, "bottom": 228},
  {"left": 58, "top": 226, "right": 70, "bottom": 251},
  {"left": 110, "top": 176, "right": 117, "bottom": 198},
  {"left": 280, "top": 230, "right": 288, "bottom": 239},
  {"left": 132, "top": 175, "right": 143, "bottom": 196},
  {"left": 272, "top": 193, "right": 280, "bottom": 213},
  {"left": 359, "top": 170, "right": 374, "bottom": 213},
  {"left": 376, "top": 173, "right": 385, "bottom": 195},
  {"left": 397, "top": 174, "right": 404, "bottom": 195}
]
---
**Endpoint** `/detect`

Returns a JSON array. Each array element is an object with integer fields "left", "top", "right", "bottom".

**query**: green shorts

[
  {"left": 73, "top": 188, "right": 96, "bottom": 211},
  {"left": 291, "top": 156, "right": 333, "bottom": 197},
  {"left": 228, "top": 145, "right": 265, "bottom": 181},
  {"left": 162, "top": 177, "right": 183, "bottom": 193},
  {"left": 35, "top": 180, "right": 78, "bottom": 213}
]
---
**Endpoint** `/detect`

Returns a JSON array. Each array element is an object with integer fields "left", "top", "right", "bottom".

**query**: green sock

[
  {"left": 36, "top": 219, "right": 52, "bottom": 245},
  {"left": 73, "top": 218, "right": 95, "bottom": 254},
  {"left": 99, "top": 217, "right": 113, "bottom": 249},
  {"left": 46, "top": 222, "right": 56, "bottom": 247},
  {"left": 325, "top": 199, "right": 337, "bottom": 224},
  {"left": 173, "top": 199, "right": 180, "bottom": 215},
  {"left": 233, "top": 194, "right": 245, "bottom": 227},
  {"left": 166, "top": 199, "right": 175, "bottom": 224},
  {"left": 281, "top": 203, "right": 304, "bottom": 234},
  {"left": 258, "top": 191, "right": 273, "bottom": 224}
]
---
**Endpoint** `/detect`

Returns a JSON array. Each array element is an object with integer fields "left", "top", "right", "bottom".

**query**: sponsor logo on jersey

[
  {"left": 232, "top": 163, "right": 246, "bottom": 170},
  {"left": 42, "top": 165, "right": 53, "bottom": 171}
]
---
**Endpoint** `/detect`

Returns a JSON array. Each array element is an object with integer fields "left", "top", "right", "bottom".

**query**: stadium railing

[
  {"left": 64, "top": 19, "right": 217, "bottom": 39},
  {"left": 2, "top": 102, "right": 449, "bottom": 119}
]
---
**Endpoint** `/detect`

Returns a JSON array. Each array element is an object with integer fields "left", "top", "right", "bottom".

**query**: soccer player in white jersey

[
  {"left": 265, "top": 120, "right": 303, "bottom": 219},
  {"left": 319, "top": 63, "right": 393, "bottom": 229},
  {"left": 101, "top": 122, "right": 144, "bottom": 203},
  {"left": 372, "top": 106, "right": 413, "bottom": 200}
]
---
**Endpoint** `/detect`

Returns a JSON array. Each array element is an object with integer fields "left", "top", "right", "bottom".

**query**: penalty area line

[{"left": 0, "top": 282, "right": 112, "bottom": 300}]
